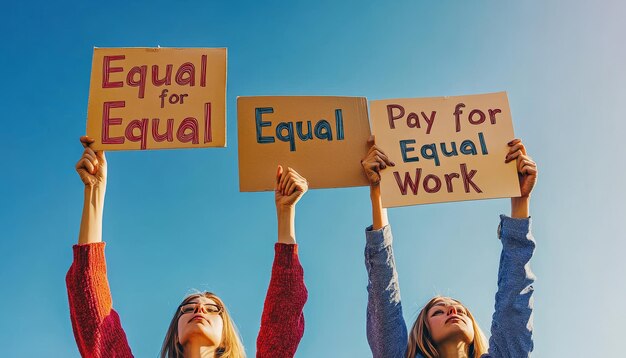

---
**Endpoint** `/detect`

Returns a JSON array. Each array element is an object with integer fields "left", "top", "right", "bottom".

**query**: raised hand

[
  {"left": 361, "top": 136, "right": 395, "bottom": 187},
  {"left": 275, "top": 166, "right": 308, "bottom": 209},
  {"left": 361, "top": 136, "right": 394, "bottom": 229},
  {"left": 76, "top": 136, "right": 107, "bottom": 188},
  {"left": 76, "top": 136, "right": 107, "bottom": 244},
  {"left": 505, "top": 138, "right": 537, "bottom": 198}
]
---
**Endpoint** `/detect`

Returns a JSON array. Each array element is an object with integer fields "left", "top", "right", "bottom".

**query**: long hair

[
  {"left": 160, "top": 292, "right": 246, "bottom": 358},
  {"left": 406, "top": 296, "right": 488, "bottom": 358}
]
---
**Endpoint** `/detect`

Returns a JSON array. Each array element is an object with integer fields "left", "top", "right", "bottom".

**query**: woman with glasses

[
  {"left": 361, "top": 137, "right": 537, "bottom": 358},
  {"left": 66, "top": 137, "right": 308, "bottom": 358}
]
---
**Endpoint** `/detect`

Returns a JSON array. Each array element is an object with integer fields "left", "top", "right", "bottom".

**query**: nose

[
  {"left": 193, "top": 303, "right": 207, "bottom": 314},
  {"left": 447, "top": 305, "right": 458, "bottom": 315}
]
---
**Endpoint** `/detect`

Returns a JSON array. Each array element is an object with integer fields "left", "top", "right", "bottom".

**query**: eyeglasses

[{"left": 179, "top": 302, "right": 223, "bottom": 315}]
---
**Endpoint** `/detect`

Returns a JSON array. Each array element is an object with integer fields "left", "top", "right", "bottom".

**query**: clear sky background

[{"left": 1, "top": 1, "right": 624, "bottom": 356}]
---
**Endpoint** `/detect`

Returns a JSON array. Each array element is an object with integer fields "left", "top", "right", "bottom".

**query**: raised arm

[
  {"left": 489, "top": 138, "right": 538, "bottom": 357},
  {"left": 256, "top": 166, "right": 309, "bottom": 358},
  {"left": 66, "top": 136, "right": 133, "bottom": 358},
  {"left": 362, "top": 137, "right": 408, "bottom": 358}
]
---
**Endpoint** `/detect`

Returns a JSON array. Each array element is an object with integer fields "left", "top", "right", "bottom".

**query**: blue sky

[{"left": 1, "top": 0, "right": 624, "bottom": 356}]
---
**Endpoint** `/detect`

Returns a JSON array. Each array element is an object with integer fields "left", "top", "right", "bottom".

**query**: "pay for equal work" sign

[{"left": 370, "top": 92, "right": 521, "bottom": 207}]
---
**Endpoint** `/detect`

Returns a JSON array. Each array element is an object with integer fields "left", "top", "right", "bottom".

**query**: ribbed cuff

[
  {"left": 274, "top": 243, "right": 300, "bottom": 267},
  {"left": 365, "top": 224, "right": 393, "bottom": 251},
  {"left": 498, "top": 214, "right": 532, "bottom": 241},
  {"left": 72, "top": 242, "right": 107, "bottom": 272}
]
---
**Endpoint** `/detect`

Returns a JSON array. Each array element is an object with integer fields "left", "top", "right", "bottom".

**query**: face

[
  {"left": 177, "top": 295, "right": 224, "bottom": 348},
  {"left": 426, "top": 297, "right": 474, "bottom": 346}
]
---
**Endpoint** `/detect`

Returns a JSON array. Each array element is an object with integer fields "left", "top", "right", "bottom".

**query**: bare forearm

[
  {"left": 370, "top": 186, "right": 389, "bottom": 230},
  {"left": 277, "top": 206, "right": 296, "bottom": 244},
  {"left": 78, "top": 186, "right": 105, "bottom": 244},
  {"left": 511, "top": 196, "right": 530, "bottom": 218}
]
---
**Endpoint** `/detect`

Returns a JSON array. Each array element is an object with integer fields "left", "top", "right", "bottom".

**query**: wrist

[
  {"left": 276, "top": 204, "right": 295, "bottom": 216},
  {"left": 511, "top": 196, "right": 530, "bottom": 218},
  {"left": 369, "top": 185, "right": 381, "bottom": 201},
  {"left": 276, "top": 205, "right": 296, "bottom": 244},
  {"left": 84, "top": 185, "right": 105, "bottom": 204}
]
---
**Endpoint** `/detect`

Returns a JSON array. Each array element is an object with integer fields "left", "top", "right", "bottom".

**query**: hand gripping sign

[
  {"left": 369, "top": 92, "right": 521, "bottom": 207},
  {"left": 86, "top": 47, "right": 227, "bottom": 150}
]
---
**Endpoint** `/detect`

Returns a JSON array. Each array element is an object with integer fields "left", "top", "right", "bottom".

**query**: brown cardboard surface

[
  {"left": 369, "top": 92, "right": 521, "bottom": 207},
  {"left": 238, "top": 96, "right": 371, "bottom": 191},
  {"left": 86, "top": 47, "right": 227, "bottom": 150}
]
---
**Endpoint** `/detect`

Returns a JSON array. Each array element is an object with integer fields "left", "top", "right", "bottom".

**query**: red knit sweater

[{"left": 66, "top": 242, "right": 308, "bottom": 358}]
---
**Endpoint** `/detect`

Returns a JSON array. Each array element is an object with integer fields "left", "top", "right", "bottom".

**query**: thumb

[
  {"left": 96, "top": 150, "right": 106, "bottom": 163},
  {"left": 275, "top": 165, "right": 283, "bottom": 190}
]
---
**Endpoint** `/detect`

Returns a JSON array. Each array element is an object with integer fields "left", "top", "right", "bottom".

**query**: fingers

[
  {"left": 275, "top": 165, "right": 284, "bottom": 189},
  {"left": 80, "top": 136, "right": 95, "bottom": 148},
  {"left": 83, "top": 147, "right": 99, "bottom": 166},
  {"left": 363, "top": 161, "right": 381, "bottom": 185},
  {"left": 505, "top": 139, "right": 528, "bottom": 163},
  {"left": 276, "top": 166, "right": 308, "bottom": 195},
  {"left": 507, "top": 138, "right": 521, "bottom": 146},
  {"left": 96, "top": 150, "right": 106, "bottom": 163},
  {"left": 76, "top": 157, "right": 96, "bottom": 175},
  {"left": 362, "top": 144, "right": 393, "bottom": 186},
  {"left": 506, "top": 138, "right": 526, "bottom": 162},
  {"left": 367, "top": 135, "right": 375, "bottom": 146},
  {"left": 80, "top": 136, "right": 107, "bottom": 166},
  {"left": 364, "top": 146, "right": 395, "bottom": 168},
  {"left": 518, "top": 156, "right": 537, "bottom": 176},
  {"left": 76, "top": 146, "right": 101, "bottom": 175},
  {"left": 278, "top": 167, "right": 290, "bottom": 192}
]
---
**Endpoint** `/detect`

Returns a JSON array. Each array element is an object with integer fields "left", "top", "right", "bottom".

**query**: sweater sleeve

[
  {"left": 256, "top": 243, "right": 308, "bottom": 358},
  {"left": 488, "top": 215, "right": 536, "bottom": 358},
  {"left": 65, "top": 243, "right": 134, "bottom": 358},
  {"left": 365, "top": 225, "right": 408, "bottom": 358}
]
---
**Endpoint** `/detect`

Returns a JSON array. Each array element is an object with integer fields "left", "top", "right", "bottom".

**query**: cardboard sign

[
  {"left": 369, "top": 92, "right": 521, "bottom": 207},
  {"left": 238, "top": 96, "right": 371, "bottom": 191},
  {"left": 86, "top": 48, "right": 227, "bottom": 150}
]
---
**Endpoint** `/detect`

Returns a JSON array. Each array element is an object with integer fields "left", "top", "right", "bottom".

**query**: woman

[
  {"left": 361, "top": 137, "right": 537, "bottom": 358},
  {"left": 66, "top": 137, "right": 308, "bottom": 358}
]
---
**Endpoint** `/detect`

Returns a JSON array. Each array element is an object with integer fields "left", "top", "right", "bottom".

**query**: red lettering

[
  {"left": 204, "top": 103, "right": 212, "bottom": 143},
  {"left": 387, "top": 104, "right": 404, "bottom": 129},
  {"left": 444, "top": 173, "right": 460, "bottom": 192},
  {"left": 152, "top": 64, "right": 173, "bottom": 86},
  {"left": 201, "top": 55, "right": 207, "bottom": 87},
  {"left": 176, "top": 63, "right": 195, "bottom": 86},
  {"left": 177, "top": 117, "right": 199, "bottom": 144},
  {"left": 126, "top": 65, "right": 147, "bottom": 99},
  {"left": 461, "top": 163, "right": 482, "bottom": 193},
  {"left": 152, "top": 118, "right": 174, "bottom": 142},
  {"left": 393, "top": 169, "right": 421, "bottom": 195},
  {"left": 102, "top": 101, "right": 125, "bottom": 144},
  {"left": 125, "top": 119, "right": 149, "bottom": 150},
  {"left": 488, "top": 109, "right": 501, "bottom": 124},
  {"left": 423, "top": 174, "right": 442, "bottom": 193},
  {"left": 102, "top": 55, "right": 125, "bottom": 89},
  {"left": 469, "top": 109, "right": 486, "bottom": 125}
]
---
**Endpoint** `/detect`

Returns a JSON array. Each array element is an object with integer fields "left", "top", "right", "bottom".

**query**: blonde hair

[
  {"left": 160, "top": 292, "right": 246, "bottom": 358},
  {"left": 407, "top": 296, "right": 488, "bottom": 358}
]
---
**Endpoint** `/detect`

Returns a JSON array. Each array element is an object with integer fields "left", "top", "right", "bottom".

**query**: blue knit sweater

[{"left": 365, "top": 215, "right": 535, "bottom": 358}]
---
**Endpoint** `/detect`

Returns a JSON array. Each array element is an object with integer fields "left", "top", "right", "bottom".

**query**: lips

[
  {"left": 188, "top": 315, "right": 207, "bottom": 323},
  {"left": 445, "top": 316, "right": 463, "bottom": 324}
]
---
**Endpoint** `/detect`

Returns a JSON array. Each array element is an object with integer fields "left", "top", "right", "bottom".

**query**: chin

[{"left": 439, "top": 327, "right": 474, "bottom": 345}]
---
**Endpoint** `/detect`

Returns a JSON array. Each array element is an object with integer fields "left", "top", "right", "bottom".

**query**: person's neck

[
  {"left": 438, "top": 340, "right": 470, "bottom": 358},
  {"left": 183, "top": 341, "right": 217, "bottom": 358}
]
